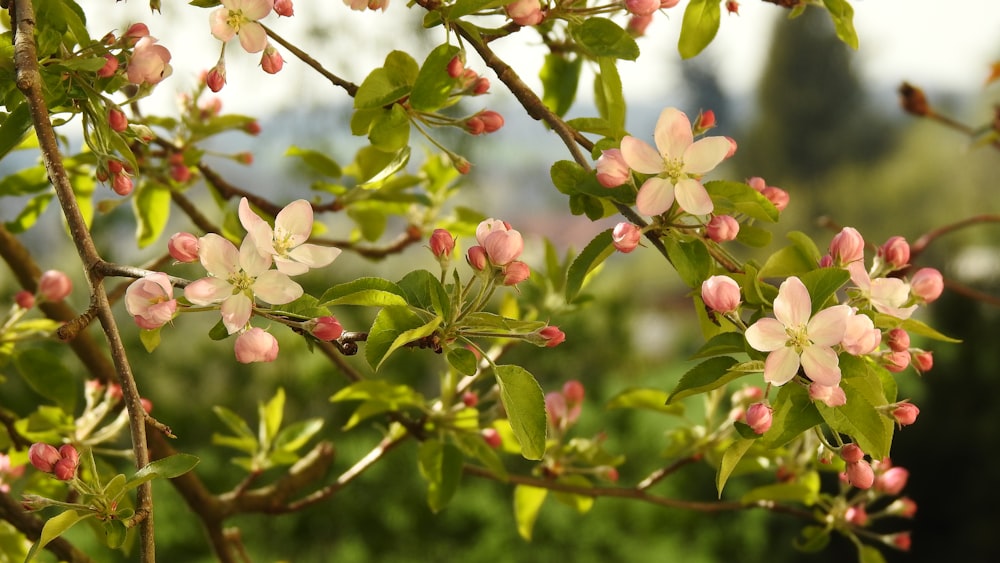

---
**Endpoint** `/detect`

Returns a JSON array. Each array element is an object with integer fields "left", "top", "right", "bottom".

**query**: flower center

[
  {"left": 662, "top": 157, "right": 685, "bottom": 181},
  {"left": 228, "top": 270, "right": 255, "bottom": 294},
  {"left": 273, "top": 228, "right": 294, "bottom": 257},
  {"left": 226, "top": 10, "right": 248, "bottom": 33},
  {"left": 785, "top": 325, "right": 811, "bottom": 353}
]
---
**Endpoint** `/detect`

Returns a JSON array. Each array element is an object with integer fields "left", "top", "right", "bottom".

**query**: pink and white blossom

[
  {"left": 127, "top": 36, "right": 172, "bottom": 85},
  {"left": 809, "top": 382, "right": 847, "bottom": 407},
  {"left": 234, "top": 327, "right": 279, "bottom": 363},
  {"left": 848, "top": 262, "right": 916, "bottom": 320},
  {"left": 596, "top": 149, "right": 630, "bottom": 188},
  {"left": 745, "top": 277, "right": 850, "bottom": 387},
  {"left": 701, "top": 275, "right": 740, "bottom": 314},
  {"left": 829, "top": 227, "right": 865, "bottom": 266},
  {"left": 124, "top": 273, "right": 178, "bottom": 330},
  {"left": 910, "top": 267, "right": 944, "bottom": 303},
  {"left": 184, "top": 233, "right": 302, "bottom": 334},
  {"left": 168, "top": 232, "right": 200, "bottom": 263},
  {"left": 620, "top": 108, "right": 731, "bottom": 216},
  {"left": 38, "top": 270, "right": 72, "bottom": 302},
  {"left": 210, "top": 0, "right": 274, "bottom": 54},
  {"left": 745, "top": 402, "right": 772, "bottom": 434},
  {"left": 612, "top": 222, "right": 642, "bottom": 253},
  {"left": 705, "top": 214, "right": 739, "bottom": 242},
  {"left": 475, "top": 218, "right": 523, "bottom": 266},
  {"left": 841, "top": 309, "right": 881, "bottom": 356},
  {"left": 239, "top": 198, "right": 341, "bottom": 276}
]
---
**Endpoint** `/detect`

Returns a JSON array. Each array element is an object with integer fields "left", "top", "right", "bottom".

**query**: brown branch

[
  {"left": 636, "top": 455, "right": 700, "bottom": 491},
  {"left": 261, "top": 24, "right": 359, "bottom": 97},
  {"left": 12, "top": 0, "right": 154, "bottom": 558},
  {"left": 910, "top": 214, "right": 1000, "bottom": 257}
]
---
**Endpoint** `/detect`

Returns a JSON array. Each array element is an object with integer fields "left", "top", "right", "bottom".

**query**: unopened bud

[
  {"left": 14, "top": 290, "right": 35, "bottom": 309},
  {"left": 899, "top": 82, "right": 930, "bottom": 117},
  {"left": 879, "top": 236, "right": 910, "bottom": 270},
  {"left": 109, "top": 108, "right": 128, "bottom": 132},
  {"left": 38, "top": 270, "right": 72, "bottom": 302},
  {"left": 310, "top": 316, "right": 344, "bottom": 341},
  {"left": 705, "top": 214, "right": 739, "bottom": 242},
  {"left": 886, "top": 328, "right": 910, "bottom": 352},
  {"left": 481, "top": 428, "right": 501, "bottom": 449},
  {"left": 745, "top": 402, "right": 772, "bottom": 434}
]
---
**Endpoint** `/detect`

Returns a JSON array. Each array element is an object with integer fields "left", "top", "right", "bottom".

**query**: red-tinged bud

[
  {"left": 453, "top": 157, "right": 471, "bottom": 175},
  {"left": 761, "top": 186, "right": 789, "bottom": 211},
  {"left": 884, "top": 350, "right": 910, "bottom": 373},
  {"left": 107, "top": 160, "right": 124, "bottom": 174},
  {"left": 461, "top": 391, "right": 479, "bottom": 408},
  {"left": 845, "top": 460, "right": 875, "bottom": 489},
  {"left": 261, "top": 44, "right": 284, "bottom": 74},
  {"left": 473, "top": 76, "right": 490, "bottom": 95},
  {"left": 886, "top": 532, "right": 911, "bottom": 552},
  {"left": 809, "top": 382, "right": 847, "bottom": 407},
  {"left": 235, "top": 152, "right": 254, "bottom": 165},
  {"left": 726, "top": 0, "right": 740, "bottom": 14},
  {"left": 170, "top": 163, "right": 192, "bottom": 183},
  {"left": 481, "top": 428, "right": 502, "bottom": 449},
  {"left": 660, "top": 0, "right": 680, "bottom": 7},
  {"left": 745, "top": 402, "right": 772, "bottom": 434},
  {"left": 467, "top": 246, "right": 488, "bottom": 270},
  {"left": 705, "top": 214, "right": 739, "bottom": 242},
  {"left": 700, "top": 275, "right": 741, "bottom": 314},
  {"left": 38, "top": 270, "right": 72, "bottom": 303},
  {"left": 912, "top": 350, "right": 933, "bottom": 372},
  {"left": 109, "top": 108, "right": 128, "bottom": 132},
  {"left": 841, "top": 443, "right": 864, "bottom": 463},
  {"left": 829, "top": 227, "right": 865, "bottom": 265},
  {"left": 96, "top": 167, "right": 109, "bottom": 183},
  {"left": 899, "top": 82, "right": 930, "bottom": 117},
  {"left": 596, "top": 149, "right": 631, "bottom": 188},
  {"left": 818, "top": 254, "right": 834, "bottom": 268},
  {"left": 886, "top": 328, "right": 910, "bottom": 352},
  {"left": 627, "top": 14, "right": 653, "bottom": 37},
  {"left": 724, "top": 136, "right": 738, "bottom": 158},
  {"left": 15, "top": 290, "right": 35, "bottom": 309},
  {"left": 694, "top": 109, "right": 716, "bottom": 133},
  {"left": 505, "top": 0, "right": 544, "bottom": 26},
  {"left": 539, "top": 325, "right": 565, "bottom": 348},
  {"left": 625, "top": 0, "right": 659, "bottom": 17},
  {"left": 886, "top": 497, "right": 917, "bottom": 518},
  {"left": 141, "top": 398, "right": 154, "bottom": 414},
  {"left": 429, "top": 228, "right": 455, "bottom": 258},
  {"left": 97, "top": 54, "right": 119, "bottom": 78},
  {"left": 112, "top": 173, "right": 134, "bottom": 196},
  {"left": 845, "top": 505, "right": 867, "bottom": 526},
  {"left": 125, "top": 23, "right": 150, "bottom": 43},
  {"left": 879, "top": 236, "right": 910, "bottom": 270},
  {"left": 562, "top": 380, "right": 585, "bottom": 405},
  {"left": 612, "top": 222, "right": 642, "bottom": 253},
  {"left": 28, "top": 443, "right": 60, "bottom": 473},
  {"left": 598, "top": 466, "right": 619, "bottom": 482},
  {"left": 877, "top": 466, "right": 909, "bottom": 495},
  {"left": 58, "top": 445, "right": 79, "bottom": 467},
  {"left": 447, "top": 56, "right": 464, "bottom": 78},
  {"left": 889, "top": 402, "right": 919, "bottom": 427},
  {"left": 244, "top": 121, "right": 262, "bottom": 135},
  {"left": 502, "top": 260, "right": 530, "bottom": 286},
  {"left": 910, "top": 267, "right": 943, "bottom": 303},
  {"left": 274, "top": 0, "right": 294, "bottom": 17},
  {"left": 310, "top": 316, "right": 344, "bottom": 341},
  {"left": 478, "top": 110, "right": 504, "bottom": 133},
  {"left": 465, "top": 117, "right": 486, "bottom": 135},
  {"left": 234, "top": 327, "right": 279, "bottom": 363},
  {"left": 168, "top": 232, "right": 200, "bottom": 262},
  {"left": 53, "top": 458, "right": 76, "bottom": 481},
  {"left": 206, "top": 64, "right": 226, "bottom": 92},
  {"left": 108, "top": 384, "right": 124, "bottom": 402}
]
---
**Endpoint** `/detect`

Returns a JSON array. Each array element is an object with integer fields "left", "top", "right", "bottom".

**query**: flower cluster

[
  {"left": 29, "top": 443, "right": 79, "bottom": 482},
  {"left": 467, "top": 218, "right": 531, "bottom": 286}
]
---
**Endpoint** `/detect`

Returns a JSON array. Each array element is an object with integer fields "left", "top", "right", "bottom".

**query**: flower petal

[
  {"left": 673, "top": 178, "right": 713, "bottom": 215},
  {"left": 653, "top": 108, "right": 693, "bottom": 159},
  {"left": 209, "top": 9, "right": 236, "bottom": 42},
  {"left": 682, "top": 136, "right": 732, "bottom": 175},
  {"left": 184, "top": 277, "right": 233, "bottom": 305},
  {"left": 745, "top": 317, "right": 788, "bottom": 352},
  {"left": 801, "top": 345, "right": 842, "bottom": 386},
  {"left": 807, "top": 304, "right": 850, "bottom": 346},
  {"left": 620, "top": 136, "right": 664, "bottom": 174},
  {"left": 238, "top": 22, "right": 268, "bottom": 53},
  {"left": 274, "top": 199, "right": 314, "bottom": 246},
  {"left": 242, "top": 0, "right": 275, "bottom": 20},
  {"left": 253, "top": 271, "right": 303, "bottom": 304},
  {"left": 221, "top": 293, "right": 252, "bottom": 334},
  {"left": 774, "top": 277, "right": 811, "bottom": 328},
  {"left": 239, "top": 235, "right": 272, "bottom": 276},
  {"left": 635, "top": 177, "right": 675, "bottom": 216},
  {"left": 198, "top": 234, "right": 239, "bottom": 278},
  {"left": 764, "top": 347, "right": 800, "bottom": 386},
  {"left": 287, "top": 243, "right": 341, "bottom": 270}
]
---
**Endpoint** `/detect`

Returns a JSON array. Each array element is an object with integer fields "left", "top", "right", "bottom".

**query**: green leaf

[
  {"left": 690, "top": 331, "right": 748, "bottom": 359},
  {"left": 357, "top": 146, "right": 410, "bottom": 187},
  {"left": 458, "top": 312, "right": 546, "bottom": 335},
  {"left": 260, "top": 388, "right": 285, "bottom": 447},
  {"left": 124, "top": 454, "right": 200, "bottom": 491},
  {"left": 716, "top": 438, "right": 753, "bottom": 496},
  {"left": 452, "top": 431, "right": 508, "bottom": 480},
  {"left": 368, "top": 104, "right": 411, "bottom": 153},
  {"left": 133, "top": 182, "right": 171, "bottom": 248},
  {"left": 817, "top": 355, "right": 893, "bottom": 459},
  {"left": 794, "top": 526, "right": 831, "bottom": 552},
  {"left": 761, "top": 384, "right": 822, "bottom": 448},
  {"left": 14, "top": 348, "right": 76, "bottom": 412},
  {"left": 822, "top": 0, "right": 859, "bottom": 49},
  {"left": 565, "top": 229, "right": 614, "bottom": 302},
  {"left": 448, "top": 0, "right": 507, "bottom": 17},
  {"left": 594, "top": 57, "right": 626, "bottom": 135},
  {"left": 858, "top": 544, "right": 888, "bottom": 563},
  {"left": 4, "top": 192, "right": 53, "bottom": 233},
  {"left": 273, "top": 418, "right": 324, "bottom": 454},
  {"left": 365, "top": 306, "right": 431, "bottom": 370},
  {"left": 213, "top": 406, "right": 255, "bottom": 440},
  {"left": 704, "top": 180, "right": 779, "bottom": 222},
  {"left": 208, "top": 319, "right": 229, "bottom": 341},
  {"left": 353, "top": 50, "right": 418, "bottom": 109},
  {"left": 735, "top": 223, "right": 772, "bottom": 248},
  {"left": 103, "top": 519, "right": 127, "bottom": 549},
  {"left": 138, "top": 327, "right": 162, "bottom": 353},
  {"left": 285, "top": 146, "right": 342, "bottom": 178},
  {"left": 319, "top": 277, "right": 407, "bottom": 307},
  {"left": 663, "top": 236, "right": 712, "bottom": 289},
  {"left": 25, "top": 510, "right": 92, "bottom": 561},
  {"left": 798, "top": 267, "right": 851, "bottom": 313},
  {"left": 418, "top": 440, "right": 463, "bottom": 513},
  {"left": 0, "top": 103, "right": 32, "bottom": 162},
  {"left": 398, "top": 269, "right": 451, "bottom": 319},
  {"left": 513, "top": 485, "right": 548, "bottom": 540},
  {"left": 494, "top": 365, "right": 546, "bottom": 460},
  {"left": 678, "top": 0, "right": 721, "bottom": 59},
  {"left": 899, "top": 317, "right": 961, "bottom": 343},
  {"left": 666, "top": 356, "right": 741, "bottom": 404},
  {"left": 378, "top": 314, "right": 442, "bottom": 371},
  {"left": 606, "top": 388, "right": 684, "bottom": 415},
  {"left": 741, "top": 482, "right": 817, "bottom": 506},
  {"left": 539, "top": 53, "right": 582, "bottom": 117},
  {"left": 572, "top": 18, "right": 639, "bottom": 61},
  {"left": 759, "top": 231, "right": 822, "bottom": 278},
  {"left": 331, "top": 380, "right": 425, "bottom": 429},
  {"left": 410, "top": 43, "right": 461, "bottom": 112},
  {"left": 446, "top": 347, "right": 479, "bottom": 376}
]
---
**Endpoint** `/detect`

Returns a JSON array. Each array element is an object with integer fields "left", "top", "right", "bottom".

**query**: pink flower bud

[
  {"left": 465, "top": 116, "right": 485, "bottom": 135},
  {"left": 482, "top": 229, "right": 523, "bottom": 266},
  {"left": 545, "top": 391, "right": 567, "bottom": 426},
  {"left": 809, "top": 382, "right": 847, "bottom": 407},
  {"left": 888, "top": 532, "right": 911, "bottom": 551},
  {"left": 274, "top": 0, "right": 294, "bottom": 16},
  {"left": 141, "top": 398, "right": 154, "bottom": 413},
  {"left": 886, "top": 497, "right": 917, "bottom": 518},
  {"left": 877, "top": 466, "right": 909, "bottom": 495},
  {"left": 747, "top": 176, "right": 766, "bottom": 192},
  {"left": 890, "top": 402, "right": 919, "bottom": 427},
  {"left": 481, "top": 428, "right": 502, "bottom": 449},
  {"left": 761, "top": 186, "right": 789, "bottom": 211},
  {"left": 235, "top": 152, "right": 254, "bottom": 165},
  {"left": 700, "top": 275, "right": 741, "bottom": 314},
  {"left": 505, "top": 0, "right": 544, "bottom": 26},
  {"left": 818, "top": 254, "right": 834, "bottom": 268},
  {"left": 625, "top": 0, "right": 659, "bottom": 16},
  {"left": 261, "top": 45, "right": 284, "bottom": 75},
  {"left": 467, "top": 246, "right": 488, "bottom": 270},
  {"left": 725, "top": 0, "right": 740, "bottom": 14},
  {"left": 660, "top": 0, "right": 680, "bottom": 7},
  {"left": 125, "top": 23, "right": 150, "bottom": 42},
  {"left": 473, "top": 76, "right": 491, "bottom": 95},
  {"left": 97, "top": 54, "right": 119, "bottom": 78},
  {"left": 596, "top": 149, "right": 631, "bottom": 188},
  {"left": 478, "top": 110, "right": 504, "bottom": 133},
  {"left": 845, "top": 504, "right": 867, "bottom": 526},
  {"left": 829, "top": 227, "right": 864, "bottom": 265},
  {"left": 245, "top": 121, "right": 262, "bottom": 135},
  {"left": 14, "top": 290, "right": 35, "bottom": 309},
  {"left": 705, "top": 215, "right": 739, "bottom": 242},
  {"left": 38, "top": 270, "right": 72, "bottom": 302},
  {"left": 310, "top": 316, "right": 344, "bottom": 341},
  {"left": 447, "top": 56, "right": 464, "bottom": 78},
  {"left": 694, "top": 109, "right": 716, "bottom": 132},
  {"left": 612, "top": 222, "right": 642, "bottom": 254},
  {"left": 107, "top": 159, "right": 123, "bottom": 175},
  {"left": 462, "top": 391, "right": 479, "bottom": 408},
  {"left": 28, "top": 443, "right": 60, "bottom": 473},
  {"left": 886, "top": 328, "right": 910, "bottom": 352},
  {"left": 502, "top": 261, "right": 531, "bottom": 286},
  {"left": 429, "top": 228, "right": 455, "bottom": 258},
  {"left": 53, "top": 458, "right": 77, "bottom": 481},
  {"left": 170, "top": 163, "right": 192, "bottom": 183},
  {"left": 453, "top": 158, "right": 471, "bottom": 175},
  {"left": 168, "top": 232, "right": 200, "bottom": 262},
  {"left": 910, "top": 267, "right": 943, "bottom": 303},
  {"left": 884, "top": 350, "right": 910, "bottom": 373},
  {"left": 745, "top": 402, "right": 772, "bottom": 434},
  {"left": 599, "top": 466, "right": 619, "bottom": 482},
  {"left": 627, "top": 14, "right": 653, "bottom": 36},
  {"left": 845, "top": 460, "right": 875, "bottom": 489},
  {"left": 912, "top": 350, "right": 933, "bottom": 372},
  {"left": 57, "top": 444, "right": 78, "bottom": 466},
  {"left": 879, "top": 236, "right": 910, "bottom": 270},
  {"left": 539, "top": 325, "right": 565, "bottom": 348},
  {"left": 109, "top": 108, "right": 128, "bottom": 132},
  {"left": 562, "top": 380, "right": 585, "bottom": 405},
  {"left": 840, "top": 443, "right": 865, "bottom": 463},
  {"left": 206, "top": 63, "right": 226, "bottom": 92},
  {"left": 724, "top": 136, "right": 738, "bottom": 158},
  {"left": 234, "top": 328, "right": 279, "bottom": 363},
  {"left": 841, "top": 311, "right": 880, "bottom": 355},
  {"left": 124, "top": 273, "right": 177, "bottom": 330},
  {"left": 112, "top": 174, "right": 134, "bottom": 196}
]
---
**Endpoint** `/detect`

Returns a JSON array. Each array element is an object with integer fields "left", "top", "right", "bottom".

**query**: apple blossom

[
  {"left": 127, "top": 36, "right": 172, "bottom": 85},
  {"left": 745, "top": 402, "right": 772, "bottom": 434},
  {"left": 467, "top": 246, "right": 488, "bottom": 270},
  {"left": 210, "top": 0, "right": 274, "bottom": 53},
  {"left": 910, "top": 267, "right": 944, "bottom": 303},
  {"left": 206, "top": 62, "right": 226, "bottom": 93},
  {"left": 625, "top": 0, "right": 659, "bottom": 16},
  {"left": 884, "top": 350, "right": 910, "bottom": 373},
  {"left": 745, "top": 277, "right": 850, "bottom": 386},
  {"left": 124, "top": 273, "right": 178, "bottom": 330},
  {"left": 169, "top": 232, "right": 200, "bottom": 263},
  {"left": 14, "top": 290, "right": 34, "bottom": 309},
  {"left": 886, "top": 328, "right": 910, "bottom": 352},
  {"left": 841, "top": 309, "right": 881, "bottom": 355},
  {"left": 620, "top": 108, "right": 731, "bottom": 216},
  {"left": 612, "top": 222, "right": 642, "bottom": 254},
  {"left": 829, "top": 227, "right": 865, "bottom": 266},
  {"left": 912, "top": 350, "right": 933, "bottom": 372},
  {"left": 596, "top": 148, "right": 631, "bottom": 187},
  {"left": 475, "top": 219, "right": 523, "bottom": 266},
  {"left": 502, "top": 261, "right": 531, "bottom": 286},
  {"left": 97, "top": 54, "right": 119, "bottom": 78},
  {"left": 239, "top": 198, "right": 342, "bottom": 276},
  {"left": 124, "top": 23, "right": 150, "bottom": 42},
  {"left": 38, "top": 270, "right": 72, "bottom": 302},
  {"left": 809, "top": 382, "right": 847, "bottom": 407},
  {"left": 877, "top": 466, "right": 910, "bottom": 495},
  {"left": 28, "top": 443, "right": 61, "bottom": 473},
  {"left": 700, "top": 275, "right": 741, "bottom": 314},
  {"left": 505, "top": 0, "right": 544, "bottom": 26},
  {"left": 234, "top": 327, "right": 279, "bottom": 363},
  {"left": 879, "top": 236, "right": 910, "bottom": 270},
  {"left": 184, "top": 233, "right": 303, "bottom": 334},
  {"left": 261, "top": 43, "right": 284, "bottom": 74},
  {"left": 848, "top": 262, "right": 916, "bottom": 320},
  {"left": 538, "top": 325, "right": 566, "bottom": 347},
  {"left": 705, "top": 214, "right": 739, "bottom": 242},
  {"left": 429, "top": 229, "right": 455, "bottom": 258},
  {"left": 889, "top": 402, "right": 920, "bottom": 427}
]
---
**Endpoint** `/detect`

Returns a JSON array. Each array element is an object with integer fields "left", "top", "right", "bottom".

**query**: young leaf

[
  {"left": 103, "top": 519, "right": 128, "bottom": 549},
  {"left": 376, "top": 315, "right": 442, "bottom": 371},
  {"left": 213, "top": 406, "right": 256, "bottom": 440},
  {"left": 552, "top": 474, "right": 595, "bottom": 514},
  {"left": 690, "top": 332, "right": 748, "bottom": 359},
  {"left": 446, "top": 346, "right": 479, "bottom": 376},
  {"left": 716, "top": 438, "right": 753, "bottom": 496},
  {"left": 662, "top": 236, "right": 711, "bottom": 289},
  {"left": 565, "top": 229, "right": 614, "bottom": 302},
  {"left": 410, "top": 43, "right": 462, "bottom": 112},
  {"left": 822, "top": 0, "right": 860, "bottom": 49},
  {"left": 494, "top": 365, "right": 546, "bottom": 460},
  {"left": 418, "top": 440, "right": 463, "bottom": 513},
  {"left": 319, "top": 277, "right": 407, "bottom": 307},
  {"left": 124, "top": 454, "right": 200, "bottom": 491},
  {"left": 452, "top": 431, "right": 508, "bottom": 480},
  {"left": 133, "top": 181, "right": 171, "bottom": 248},
  {"left": 14, "top": 348, "right": 76, "bottom": 413},
  {"left": 606, "top": 388, "right": 684, "bottom": 415},
  {"left": 572, "top": 18, "right": 640, "bottom": 61},
  {"left": 259, "top": 388, "right": 285, "bottom": 447},
  {"left": 138, "top": 327, "right": 161, "bottom": 353},
  {"left": 398, "top": 269, "right": 451, "bottom": 319},
  {"left": 678, "top": 0, "right": 721, "bottom": 59},
  {"left": 540, "top": 53, "right": 582, "bottom": 117},
  {"left": 666, "top": 356, "right": 741, "bottom": 404},
  {"left": 353, "top": 51, "right": 418, "bottom": 109},
  {"left": 513, "top": 485, "right": 548, "bottom": 540},
  {"left": 798, "top": 267, "right": 851, "bottom": 313},
  {"left": 761, "top": 384, "right": 822, "bottom": 449},
  {"left": 273, "top": 418, "right": 324, "bottom": 454},
  {"left": 285, "top": 145, "right": 342, "bottom": 178},
  {"left": 25, "top": 510, "right": 92, "bottom": 562}
]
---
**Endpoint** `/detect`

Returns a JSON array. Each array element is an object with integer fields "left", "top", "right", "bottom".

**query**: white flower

[
  {"left": 847, "top": 262, "right": 916, "bottom": 320},
  {"left": 239, "top": 198, "right": 341, "bottom": 276}
]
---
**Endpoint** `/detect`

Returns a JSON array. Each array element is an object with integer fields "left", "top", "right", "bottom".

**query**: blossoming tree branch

[{"left": 0, "top": 0, "right": 986, "bottom": 561}]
